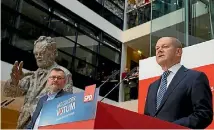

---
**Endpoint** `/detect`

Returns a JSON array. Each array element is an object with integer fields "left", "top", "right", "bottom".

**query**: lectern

[{"left": 38, "top": 85, "right": 186, "bottom": 129}]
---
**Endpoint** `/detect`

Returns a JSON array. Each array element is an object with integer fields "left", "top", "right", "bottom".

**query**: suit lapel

[
  {"left": 32, "top": 95, "right": 48, "bottom": 126},
  {"left": 38, "top": 95, "right": 48, "bottom": 112},
  {"left": 155, "top": 66, "right": 188, "bottom": 115},
  {"left": 35, "top": 90, "right": 66, "bottom": 120},
  {"left": 150, "top": 79, "right": 161, "bottom": 116},
  {"left": 34, "top": 91, "right": 64, "bottom": 120},
  {"left": 55, "top": 90, "right": 65, "bottom": 98}
]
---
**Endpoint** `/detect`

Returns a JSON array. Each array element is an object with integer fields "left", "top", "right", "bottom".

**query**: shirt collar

[
  {"left": 47, "top": 89, "right": 61, "bottom": 100},
  {"left": 168, "top": 63, "right": 182, "bottom": 74}
]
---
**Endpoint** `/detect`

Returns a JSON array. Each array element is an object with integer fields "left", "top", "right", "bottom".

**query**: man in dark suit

[
  {"left": 144, "top": 37, "right": 213, "bottom": 129},
  {"left": 26, "top": 67, "right": 72, "bottom": 129}
]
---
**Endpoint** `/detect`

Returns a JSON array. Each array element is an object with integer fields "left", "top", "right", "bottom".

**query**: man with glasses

[{"left": 26, "top": 68, "right": 71, "bottom": 129}]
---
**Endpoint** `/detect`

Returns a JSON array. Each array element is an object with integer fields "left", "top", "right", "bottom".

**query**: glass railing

[
  {"left": 151, "top": 0, "right": 184, "bottom": 19},
  {"left": 125, "top": 0, "right": 214, "bottom": 56},
  {"left": 126, "top": 2, "right": 151, "bottom": 29},
  {"left": 126, "top": 0, "right": 185, "bottom": 29}
]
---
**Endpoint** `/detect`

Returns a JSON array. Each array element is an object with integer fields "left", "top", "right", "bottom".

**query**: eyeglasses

[{"left": 49, "top": 76, "right": 65, "bottom": 80}]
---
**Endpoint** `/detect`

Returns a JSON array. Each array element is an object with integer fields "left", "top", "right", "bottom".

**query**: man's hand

[{"left": 10, "top": 61, "right": 24, "bottom": 86}]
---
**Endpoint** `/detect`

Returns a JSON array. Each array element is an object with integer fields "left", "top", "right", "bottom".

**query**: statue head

[{"left": 33, "top": 36, "right": 58, "bottom": 69}]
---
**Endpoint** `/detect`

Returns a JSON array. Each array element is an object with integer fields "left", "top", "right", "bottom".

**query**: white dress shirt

[
  {"left": 158, "top": 63, "right": 182, "bottom": 93},
  {"left": 166, "top": 63, "right": 182, "bottom": 88}
]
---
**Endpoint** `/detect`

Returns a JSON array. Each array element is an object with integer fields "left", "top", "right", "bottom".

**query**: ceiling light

[{"left": 137, "top": 50, "right": 142, "bottom": 54}]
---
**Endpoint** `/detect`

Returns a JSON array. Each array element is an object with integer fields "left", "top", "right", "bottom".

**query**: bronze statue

[{"left": 3, "top": 36, "right": 73, "bottom": 128}]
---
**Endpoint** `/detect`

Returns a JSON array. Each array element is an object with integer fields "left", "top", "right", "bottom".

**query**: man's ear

[{"left": 176, "top": 48, "right": 182, "bottom": 56}]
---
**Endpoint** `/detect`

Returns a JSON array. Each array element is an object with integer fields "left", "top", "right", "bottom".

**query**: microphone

[
  {"left": 100, "top": 67, "right": 137, "bottom": 102},
  {"left": 1, "top": 98, "right": 15, "bottom": 107},
  {"left": 1, "top": 100, "right": 8, "bottom": 106}
]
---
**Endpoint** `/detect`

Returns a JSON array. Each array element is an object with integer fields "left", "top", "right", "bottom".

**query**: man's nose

[
  {"left": 53, "top": 78, "right": 58, "bottom": 81},
  {"left": 157, "top": 48, "right": 164, "bottom": 53}
]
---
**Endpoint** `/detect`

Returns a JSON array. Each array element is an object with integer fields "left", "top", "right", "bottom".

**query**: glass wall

[
  {"left": 188, "top": 0, "right": 213, "bottom": 46},
  {"left": 78, "top": 0, "right": 125, "bottom": 30},
  {"left": 1, "top": 0, "right": 122, "bottom": 101},
  {"left": 126, "top": 0, "right": 214, "bottom": 48},
  {"left": 149, "top": 0, "right": 214, "bottom": 56},
  {"left": 50, "top": 15, "right": 76, "bottom": 41},
  {"left": 77, "top": 31, "right": 99, "bottom": 52},
  {"left": 74, "top": 57, "right": 96, "bottom": 78},
  {"left": 150, "top": 0, "right": 186, "bottom": 56},
  {"left": 2, "top": 0, "right": 18, "bottom": 9},
  {"left": 209, "top": 0, "right": 214, "bottom": 38},
  {"left": 100, "top": 44, "right": 120, "bottom": 64}
]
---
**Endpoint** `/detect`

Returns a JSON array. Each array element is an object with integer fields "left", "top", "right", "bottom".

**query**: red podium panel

[
  {"left": 39, "top": 101, "right": 187, "bottom": 129},
  {"left": 94, "top": 102, "right": 186, "bottom": 129}
]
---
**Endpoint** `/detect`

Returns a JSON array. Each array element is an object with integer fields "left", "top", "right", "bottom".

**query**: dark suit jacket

[
  {"left": 25, "top": 90, "right": 71, "bottom": 129},
  {"left": 144, "top": 65, "right": 213, "bottom": 129}
]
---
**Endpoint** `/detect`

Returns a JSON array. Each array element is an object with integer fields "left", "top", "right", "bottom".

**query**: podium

[
  {"left": 39, "top": 101, "right": 186, "bottom": 129},
  {"left": 38, "top": 85, "right": 186, "bottom": 129}
]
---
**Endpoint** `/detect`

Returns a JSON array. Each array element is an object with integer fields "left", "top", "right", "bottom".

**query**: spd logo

[
  {"left": 84, "top": 95, "right": 93, "bottom": 102},
  {"left": 84, "top": 84, "right": 96, "bottom": 102}
]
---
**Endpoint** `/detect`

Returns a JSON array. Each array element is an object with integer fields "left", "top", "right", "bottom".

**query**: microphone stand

[
  {"left": 100, "top": 67, "right": 137, "bottom": 102},
  {"left": 97, "top": 70, "right": 120, "bottom": 89}
]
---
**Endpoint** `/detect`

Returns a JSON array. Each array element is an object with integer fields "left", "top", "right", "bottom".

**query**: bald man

[{"left": 144, "top": 37, "right": 213, "bottom": 129}]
